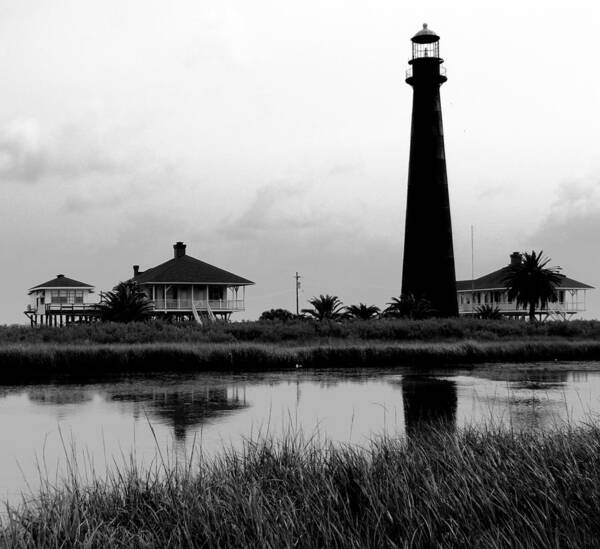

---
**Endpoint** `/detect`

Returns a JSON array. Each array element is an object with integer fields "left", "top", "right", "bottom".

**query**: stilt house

[
  {"left": 131, "top": 242, "right": 253, "bottom": 321},
  {"left": 456, "top": 253, "right": 593, "bottom": 320},
  {"left": 25, "top": 275, "right": 98, "bottom": 326}
]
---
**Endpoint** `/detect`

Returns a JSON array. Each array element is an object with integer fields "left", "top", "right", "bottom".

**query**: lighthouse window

[{"left": 413, "top": 42, "right": 439, "bottom": 59}]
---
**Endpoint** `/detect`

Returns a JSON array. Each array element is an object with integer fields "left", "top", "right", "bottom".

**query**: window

[
  {"left": 209, "top": 287, "right": 223, "bottom": 301},
  {"left": 51, "top": 290, "right": 66, "bottom": 304},
  {"left": 50, "top": 289, "right": 84, "bottom": 304}
]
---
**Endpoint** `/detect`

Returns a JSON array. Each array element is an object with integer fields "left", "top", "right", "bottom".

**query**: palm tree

[
  {"left": 98, "top": 281, "right": 154, "bottom": 323},
  {"left": 383, "top": 294, "right": 436, "bottom": 320},
  {"left": 301, "top": 294, "right": 345, "bottom": 321},
  {"left": 475, "top": 304, "right": 502, "bottom": 320},
  {"left": 503, "top": 250, "right": 565, "bottom": 321},
  {"left": 345, "top": 303, "right": 381, "bottom": 320}
]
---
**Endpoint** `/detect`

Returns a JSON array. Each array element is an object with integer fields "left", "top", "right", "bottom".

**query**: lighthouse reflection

[
  {"left": 109, "top": 385, "right": 249, "bottom": 442},
  {"left": 402, "top": 376, "right": 457, "bottom": 435}
]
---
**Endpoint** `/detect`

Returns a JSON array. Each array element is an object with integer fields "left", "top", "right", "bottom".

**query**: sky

[{"left": 1, "top": 0, "right": 599, "bottom": 323}]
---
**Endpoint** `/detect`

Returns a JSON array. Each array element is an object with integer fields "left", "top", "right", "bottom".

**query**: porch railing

[
  {"left": 458, "top": 300, "right": 586, "bottom": 314},
  {"left": 152, "top": 299, "right": 245, "bottom": 311},
  {"left": 44, "top": 304, "right": 100, "bottom": 312}
]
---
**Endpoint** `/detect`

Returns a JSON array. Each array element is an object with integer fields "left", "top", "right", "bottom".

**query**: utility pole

[{"left": 295, "top": 272, "right": 301, "bottom": 316}]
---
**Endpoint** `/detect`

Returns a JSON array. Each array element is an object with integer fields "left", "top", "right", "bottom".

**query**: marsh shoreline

[{"left": 2, "top": 338, "right": 600, "bottom": 383}]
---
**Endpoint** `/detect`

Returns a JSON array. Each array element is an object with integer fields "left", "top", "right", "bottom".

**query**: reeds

[
  {"left": 2, "top": 339, "right": 600, "bottom": 382},
  {"left": 3, "top": 318, "right": 600, "bottom": 382},
  {"left": 4, "top": 425, "right": 600, "bottom": 547},
  {"left": 4, "top": 318, "right": 600, "bottom": 345}
]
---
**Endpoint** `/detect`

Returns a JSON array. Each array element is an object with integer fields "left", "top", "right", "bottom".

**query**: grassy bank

[
  {"left": 4, "top": 426, "right": 600, "bottom": 547},
  {"left": 4, "top": 318, "right": 600, "bottom": 345},
  {"left": 2, "top": 319, "right": 600, "bottom": 382},
  {"left": 1, "top": 339, "right": 600, "bottom": 383}
]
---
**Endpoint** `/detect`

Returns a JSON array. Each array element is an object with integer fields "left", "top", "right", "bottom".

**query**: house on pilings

[
  {"left": 25, "top": 274, "right": 99, "bottom": 326},
  {"left": 131, "top": 242, "right": 254, "bottom": 321},
  {"left": 456, "top": 252, "right": 594, "bottom": 320}
]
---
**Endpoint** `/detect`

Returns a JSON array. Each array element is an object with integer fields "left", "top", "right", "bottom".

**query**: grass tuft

[{"left": 4, "top": 426, "right": 600, "bottom": 547}]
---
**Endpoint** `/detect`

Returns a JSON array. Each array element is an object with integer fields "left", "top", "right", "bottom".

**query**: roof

[
  {"left": 132, "top": 254, "right": 254, "bottom": 285},
  {"left": 412, "top": 23, "right": 440, "bottom": 44},
  {"left": 457, "top": 266, "right": 594, "bottom": 292},
  {"left": 29, "top": 274, "right": 94, "bottom": 293}
]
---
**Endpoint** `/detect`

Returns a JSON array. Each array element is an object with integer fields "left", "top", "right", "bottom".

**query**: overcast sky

[{"left": 2, "top": 0, "right": 599, "bottom": 323}]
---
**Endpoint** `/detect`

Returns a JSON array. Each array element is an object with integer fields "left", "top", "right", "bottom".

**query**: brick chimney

[
  {"left": 133, "top": 265, "right": 140, "bottom": 276},
  {"left": 173, "top": 241, "right": 187, "bottom": 258},
  {"left": 510, "top": 252, "right": 522, "bottom": 266}
]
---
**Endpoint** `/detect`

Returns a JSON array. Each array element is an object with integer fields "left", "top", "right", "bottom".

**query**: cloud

[
  {"left": 476, "top": 183, "right": 510, "bottom": 200},
  {"left": 531, "top": 179, "right": 600, "bottom": 243},
  {"left": 328, "top": 160, "right": 365, "bottom": 178},
  {"left": 62, "top": 193, "right": 124, "bottom": 214},
  {"left": 0, "top": 119, "right": 44, "bottom": 182},
  {"left": 0, "top": 118, "right": 127, "bottom": 184},
  {"left": 528, "top": 177, "right": 600, "bottom": 318},
  {"left": 219, "top": 179, "right": 321, "bottom": 239}
]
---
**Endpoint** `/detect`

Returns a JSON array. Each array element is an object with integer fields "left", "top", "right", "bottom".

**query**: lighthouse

[{"left": 401, "top": 24, "right": 458, "bottom": 316}]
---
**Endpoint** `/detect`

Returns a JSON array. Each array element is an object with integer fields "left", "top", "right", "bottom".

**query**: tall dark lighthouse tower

[{"left": 401, "top": 24, "right": 458, "bottom": 316}]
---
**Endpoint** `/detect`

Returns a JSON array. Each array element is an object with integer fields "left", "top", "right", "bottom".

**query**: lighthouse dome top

[{"left": 411, "top": 23, "right": 440, "bottom": 44}]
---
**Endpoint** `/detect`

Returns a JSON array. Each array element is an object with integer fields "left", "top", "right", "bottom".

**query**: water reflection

[
  {"left": 108, "top": 386, "right": 248, "bottom": 441},
  {"left": 3, "top": 365, "right": 600, "bottom": 509},
  {"left": 401, "top": 376, "right": 457, "bottom": 435},
  {"left": 28, "top": 388, "right": 94, "bottom": 406},
  {"left": 473, "top": 370, "right": 569, "bottom": 388},
  {"left": 508, "top": 371, "right": 568, "bottom": 391}
]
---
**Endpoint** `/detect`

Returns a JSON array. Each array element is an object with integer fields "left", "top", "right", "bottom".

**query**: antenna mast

[
  {"left": 471, "top": 225, "right": 475, "bottom": 315},
  {"left": 295, "top": 272, "right": 301, "bottom": 316}
]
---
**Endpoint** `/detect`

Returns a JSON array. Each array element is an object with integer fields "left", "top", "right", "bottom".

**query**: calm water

[{"left": 2, "top": 364, "right": 600, "bottom": 506}]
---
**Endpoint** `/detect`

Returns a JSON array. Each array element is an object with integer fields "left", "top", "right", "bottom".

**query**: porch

[
  {"left": 458, "top": 289, "right": 588, "bottom": 319},
  {"left": 152, "top": 299, "right": 245, "bottom": 312},
  {"left": 143, "top": 283, "right": 247, "bottom": 317}
]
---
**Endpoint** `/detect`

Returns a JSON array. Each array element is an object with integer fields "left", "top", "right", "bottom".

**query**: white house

[
  {"left": 25, "top": 274, "right": 98, "bottom": 326},
  {"left": 457, "top": 252, "right": 593, "bottom": 320},
  {"left": 131, "top": 242, "right": 254, "bottom": 321}
]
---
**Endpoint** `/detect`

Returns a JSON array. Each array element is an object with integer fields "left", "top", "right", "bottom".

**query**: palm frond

[
  {"left": 301, "top": 294, "right": 345, "bottom": 321},
  {"left": 345, "top": 303, "right": 381, "bottom": 320},
  {"left": 98, "top": 281, "right": 154, "bottom": 323},
  {"left": 503, "top": 250, "right": 564, "bottom": 321}
]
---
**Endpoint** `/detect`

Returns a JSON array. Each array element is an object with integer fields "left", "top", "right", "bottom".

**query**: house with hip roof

[
  {"left": 456, "top": 252, "right": 593, "bottom": 320},
  {"left": 131, "top": 242, "right": 254, "bottom": 321},
  {"left": 25, "top": 274, "right": 98, "bottom": 326}
]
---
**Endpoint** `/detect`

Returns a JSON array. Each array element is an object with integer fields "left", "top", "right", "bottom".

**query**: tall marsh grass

[
  {"left": 2, "top": 339, "right": 600, "bottom": 382},
  {"left": 3, "top": 319, "right": 600, "bottom": 381},
  {"left": 4, "top": 426, "right": 600, "bottom": 547},
  {"left": 4, "top": 318, "right": 600, "bottom": 345}
]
